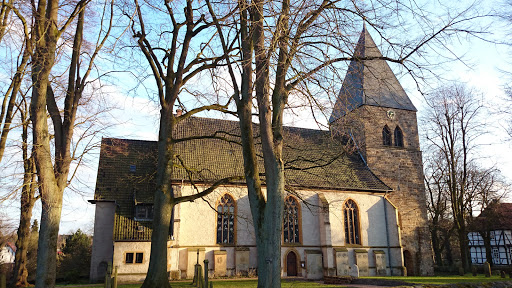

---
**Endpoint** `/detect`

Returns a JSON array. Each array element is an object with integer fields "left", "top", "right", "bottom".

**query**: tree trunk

[
  {"left": 482, "top": 231, "right": 493, "bottom": 265},
  {"left": 457, "top": 225, "right": 469, "bottom": 271},
  {"left": 141, "top": 108, "right": 174, "bottom": 288},
  {"left": 13, "top": 179, "right": 36, "bottom": 287},
  {"left": 431, "top": 226, "right": 443, "bottom": 266},
  {"left": 258, "top": 168, "right": 284, "bottom": 288}
]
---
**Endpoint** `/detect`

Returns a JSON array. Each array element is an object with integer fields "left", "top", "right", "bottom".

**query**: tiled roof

[
  {"left": 330, "top": 26, "right": 417, "bottom": 123},
  {"left": 472, "top": 203, "right": 512, "bottom": 231},
  {"left": 94, "top": 117, "right": 390, "bottom": 240}
]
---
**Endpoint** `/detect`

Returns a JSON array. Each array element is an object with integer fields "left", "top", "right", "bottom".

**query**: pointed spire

[{"left": 329, "top": 26, "right": 416, "bottom": 123}]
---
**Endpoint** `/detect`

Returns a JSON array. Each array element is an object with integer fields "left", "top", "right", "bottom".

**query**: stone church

[{"left": 89, "top": 27, "right": 434, "bottom": 283}]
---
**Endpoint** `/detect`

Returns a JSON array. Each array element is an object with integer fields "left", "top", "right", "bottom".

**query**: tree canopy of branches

[{"left": 423, "top": 84, "right": 509, "bottom": 270}]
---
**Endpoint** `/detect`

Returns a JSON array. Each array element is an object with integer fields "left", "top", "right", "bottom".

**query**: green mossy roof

[{"left": 94, "top": 117, "right": 390, "bottom": 240}]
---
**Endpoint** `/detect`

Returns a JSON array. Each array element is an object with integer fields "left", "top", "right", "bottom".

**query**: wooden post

[
  {"left": 1, "top": 273, "right": 6, "bottom": 288},
  {"left": 104, "top": 262, "right": 112, "bottom": 288},
  {"left": 113, "top": 266, "right": 118, "bottom": 288}
]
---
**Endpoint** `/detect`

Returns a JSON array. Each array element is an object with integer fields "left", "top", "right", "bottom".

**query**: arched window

[
  {"left": 382, "top": 126, "right": 392, "bottom": 146},
  {"left": 217, "top": 194, "right": 235, "bottom": 244},
  {"left": 394, "top": 126, "right": 404, "bottom": 147},
  {"left": 283, "top": 196, "right": 300, "bottom": 244},
  {"left": 343, "top": 199, "right": 361, "bottom": 245}
]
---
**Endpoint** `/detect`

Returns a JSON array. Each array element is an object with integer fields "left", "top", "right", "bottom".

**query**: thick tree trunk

[
  {"left": 258, "top": 168, "right": 284, "bottom": 288},
  {"left": 12, "top": 164, "right": 36, "bottom": 287},
  {"left": 13, "top": 195, "right": 36, "bottom": 287},
  {"left": 141, "top": 108, "right": 174, "bottom": 288},
  {"left": 31, "top": 28, "right": 63, "bottom": 288}
]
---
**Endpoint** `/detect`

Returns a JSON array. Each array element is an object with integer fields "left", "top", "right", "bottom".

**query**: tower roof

[{"left": 329, "top": 26, "right": 417, "bottom": 123}]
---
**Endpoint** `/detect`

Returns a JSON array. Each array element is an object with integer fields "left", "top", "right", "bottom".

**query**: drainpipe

[{"left": 383, "top": 193, "right": 392, "bottom": 275}]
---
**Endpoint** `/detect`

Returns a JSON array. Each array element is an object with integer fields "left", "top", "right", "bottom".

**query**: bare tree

[
  {"left": 423, "top": 84, "right": 487, "bottom": 271},
  {"left": 28, "top": 0, "right": 115, "bottom": 285},
  {"left": 210, "top": 0, "right": 488, "bottom": 284},
  {"left": 126, "top": 1, "right": 242, "bottom": 287}
]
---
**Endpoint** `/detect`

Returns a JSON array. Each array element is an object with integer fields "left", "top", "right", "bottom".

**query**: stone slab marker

[
  {"left": 373, "top": 250, "right": 387, "bottom": 276},
  {"left": 235, "top": 247, "right": 250, "bottom": 276},
  {"left": 214, "top": 250, "right": 227, "bottom": 277},
  {"left": 187, "top": 248, "right": 205, "bottom": 279},
  {"left": 334, "top": 247, "right": 349, "bottom": 276},
  {"left": 305, "top": 250, "right": 323, "bottom": 280},
  {"left": 349, "top": 264, "right": 359, "bottom": 278},
  {"left": 354, "top": 249, "right": 369, "bottom": 276}
]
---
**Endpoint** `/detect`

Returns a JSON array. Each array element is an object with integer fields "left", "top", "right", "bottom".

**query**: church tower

[{"left": 330, "top": 26, "right": 434, "bottom": 276}]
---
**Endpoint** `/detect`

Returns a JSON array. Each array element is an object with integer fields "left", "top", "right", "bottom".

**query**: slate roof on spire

[{"left": 329, "top": 26, "right": 417, "bottom": 123}]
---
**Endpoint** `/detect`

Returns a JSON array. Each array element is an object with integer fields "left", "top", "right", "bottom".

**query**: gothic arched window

[
  {"left": 394, "top": 126, "right": 404, "bottom": 147},
  {"left": 343, "top": 199, "right": 361, "bottom": 245},
  {"left": 382, "top": 126, "right": 392, "bottom": 146},
  {"left": 283, "top": 196, "right": 300, "bottom": 244},
  {"left": 217, "top": 194, "right": 235, "bottom": 244}
]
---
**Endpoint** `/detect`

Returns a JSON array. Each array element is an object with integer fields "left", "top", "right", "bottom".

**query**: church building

[{"left": 89, "top": 27, "right": 434, "bottom": 283}]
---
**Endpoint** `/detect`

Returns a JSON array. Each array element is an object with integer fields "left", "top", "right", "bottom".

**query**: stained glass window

[
  {"left": 344, "top": 199, "right": 361, "bottom": 245},
  {"left": 283, "top": 196, "right": 300, "bottom": 244},
  {"left": 217, "top": 194, "right": 235, "bottom": 244}
]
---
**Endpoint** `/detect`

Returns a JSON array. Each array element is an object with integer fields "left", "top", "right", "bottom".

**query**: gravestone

[
  {"left": 334, "top": 248, "right": 349, "bottom": 276},
  {"left": 235, "top": 247, "right": 250, "bottom": 276},
  {"left": 187, "top": 248, "right": 205, "bottom": 279},
  {"left": 484, "top": 262, "right": 491, "bottom": 277},
  {"left": 214, "top": 250, "right": 227, "bottom": 277},
  {"left": 349, "top": 264, "right": 359, "bottom": 278},
  {"left": 373, "top": 250, "right": 387, "bottom": 276},
  {"left": 501, "top": 271, "right": 506, "bottom": 278},
  {"left": 305, "top": 250, "right": 323, "bottom": 280},
  {"left": 354, "top": 250, "right": 369, "bottom": 276},
  {"left": 471, "top": 266, "right": 477, "bottom": 276}
]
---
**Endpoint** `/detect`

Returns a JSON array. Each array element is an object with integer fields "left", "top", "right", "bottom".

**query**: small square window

[
  {"left": 136, "top": 253, "right": 143, "bottom": 263},
  {"left": 126, "top": 252, "right": 134, "bottom": 264},
  {"left": 135, "top": 204, "right": 154, "bottom": 221}
]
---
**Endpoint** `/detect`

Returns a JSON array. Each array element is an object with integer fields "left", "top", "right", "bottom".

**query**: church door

[{"left": 286, "top": 251, "right": 297, "bottom": 276}]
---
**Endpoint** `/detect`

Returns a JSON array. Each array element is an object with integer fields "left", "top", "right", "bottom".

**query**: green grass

[
  {"left": 56, "top": 279, "right": 344, "bottom": 288},
  {"left": 57, "top": 274, "right": 512, "bottom": 288},
  {"left": 362, "top": 274, "right": 512, "bottom": 285}
]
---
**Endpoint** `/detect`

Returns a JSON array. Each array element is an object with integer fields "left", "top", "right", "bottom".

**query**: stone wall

[{"left": 333, "top": 105, "right": 434, "bottom": 276}]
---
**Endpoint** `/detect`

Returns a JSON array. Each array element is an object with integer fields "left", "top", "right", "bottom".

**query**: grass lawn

[
  {"left": 362, "top": 274, "right": 512, "bottom": 285},
  {"left": 57, "top": 279, "right": 343, "bottom": 288},
  {"left": 57, "top": 275, "right": 512, "bottom": 287}
]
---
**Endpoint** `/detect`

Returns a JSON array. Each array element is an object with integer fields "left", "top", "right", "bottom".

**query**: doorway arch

[{"left": 286, "top": 251, "right": 298, "bottom": 276}]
